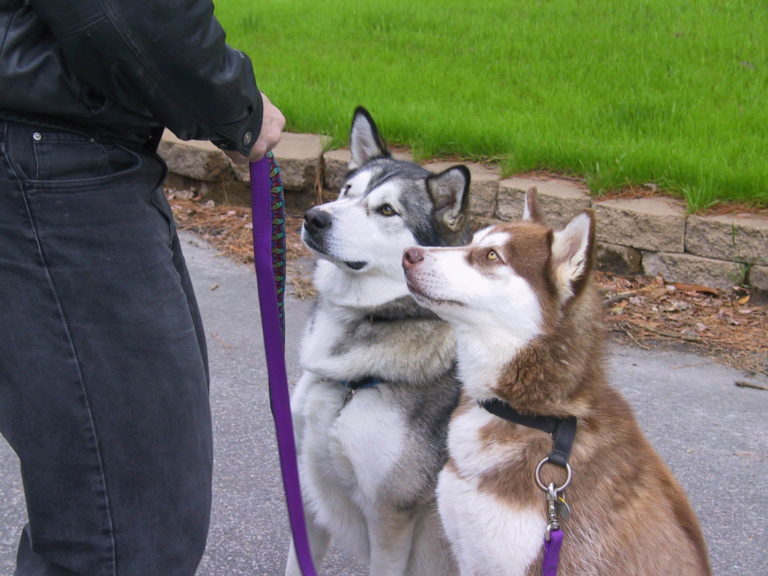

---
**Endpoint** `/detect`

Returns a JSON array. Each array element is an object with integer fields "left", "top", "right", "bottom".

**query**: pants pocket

[{"left": 32, "top": 132, "right": 139, "bottom": 182}]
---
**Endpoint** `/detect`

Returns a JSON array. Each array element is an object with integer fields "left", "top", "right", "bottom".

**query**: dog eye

[
  {"left": 378, "top": 204, "right": 397, "bottom": 217},
  {"left": 486, "top": 249, "right": 499, "bottom": 261}
]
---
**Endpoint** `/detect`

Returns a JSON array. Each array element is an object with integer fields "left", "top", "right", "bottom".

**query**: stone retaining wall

[{"left": 159, "top": 132, "right": 768, "bottom": 293}]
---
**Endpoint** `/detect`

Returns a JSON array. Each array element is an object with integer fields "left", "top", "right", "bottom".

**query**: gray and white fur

[{"left": 285, "top": 107, "right": 470, "bottom": 576}]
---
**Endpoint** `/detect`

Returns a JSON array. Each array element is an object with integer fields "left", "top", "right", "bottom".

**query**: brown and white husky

[{"left": 401, "top": 190, "right": 711, "bottom": 576}]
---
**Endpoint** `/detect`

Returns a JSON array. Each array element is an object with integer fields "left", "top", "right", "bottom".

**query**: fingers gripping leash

[{"left": 250, "top": 155, "right": 318, "bottom": 576}]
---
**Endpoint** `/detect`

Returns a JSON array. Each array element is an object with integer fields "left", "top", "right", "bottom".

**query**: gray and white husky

[{"left": 284, "top": 108, "right": 469, "bottom": 576}]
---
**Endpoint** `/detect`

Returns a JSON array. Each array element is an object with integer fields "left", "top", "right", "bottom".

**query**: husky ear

[
  {"left": 427, "top": 165, "right": 471, "bottom": 235},
  {"left": 349, "top": 107, "right": 389, "bottom": 170},
  {"left": 523, "top": 187, "right": 545, "bottom": 223},
  {"left": 551, "top": 211, "right": 595, "bottom": 302}
]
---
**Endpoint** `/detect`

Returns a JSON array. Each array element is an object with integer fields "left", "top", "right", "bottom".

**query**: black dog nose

[
  {"left": 402, "top": 247, "right": 425, "bottom": 268},
  {"left": 304, "top": 207, "right": 332, "bottom": 231}
]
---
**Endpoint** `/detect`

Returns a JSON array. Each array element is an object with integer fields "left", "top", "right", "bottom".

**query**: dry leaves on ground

[
  {"left": 599, "top": 272, "right": 766, "bottom": 376},
  {"left": 167, "top": 190, "right": 314, "bottom": 297},
  {"left": 167, "top": 191, "right": 767, "bottom": 377}
]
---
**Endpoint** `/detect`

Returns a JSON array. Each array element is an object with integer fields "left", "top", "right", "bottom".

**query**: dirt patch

[{"left": 167, "top": 191, "right": 767, "bottom": 378}]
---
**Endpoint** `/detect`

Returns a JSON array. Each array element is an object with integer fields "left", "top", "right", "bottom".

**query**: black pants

[{"left": 0, "top": 120, "right": 213, "bottom": 575}]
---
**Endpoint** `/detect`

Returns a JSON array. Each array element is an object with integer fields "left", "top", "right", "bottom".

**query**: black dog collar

[{"left": 480, "top": 398, "right": 577, "bottom": 469}]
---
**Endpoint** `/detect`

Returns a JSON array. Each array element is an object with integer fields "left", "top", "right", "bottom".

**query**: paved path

[{"left": 1, "top": 232, "right": 766, "bottom": 575}]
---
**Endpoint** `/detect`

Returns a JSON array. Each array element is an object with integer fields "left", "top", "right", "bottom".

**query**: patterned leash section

[
  {"left": 250, "top": 153, "right": 317, "bottom": 576},
  {"left": 266, "top": 153, "right": 286, "bottom": 335}
]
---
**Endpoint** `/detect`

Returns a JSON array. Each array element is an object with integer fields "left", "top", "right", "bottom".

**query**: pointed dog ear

[
  {"left": 551, "top": 211, "right": 595, "bottom": 302},
  {"left": 349, "top": 107, "right": 389, "bottom": 170},
  {"left": 522, "top": 187, "right": 545, "bottom": 223},
  {"left": 427, "top": 165, "right": 471, "bottom": 234}
]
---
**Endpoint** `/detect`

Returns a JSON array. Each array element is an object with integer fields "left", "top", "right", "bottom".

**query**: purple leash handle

[
  {"left": 250, "top": 155, "right": 318, "bottom": 576},
  {"left": 541, "top": 528, "right": 564, "bottom": 576}
]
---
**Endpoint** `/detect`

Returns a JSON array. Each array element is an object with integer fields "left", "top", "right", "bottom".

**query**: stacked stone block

[{"left": 158, "top": 132, "right": 768, "bottom": 293}]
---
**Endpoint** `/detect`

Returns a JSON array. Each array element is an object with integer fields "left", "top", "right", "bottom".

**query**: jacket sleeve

[{"left": 29, "top": 0, "right": 263, "bottom": 154}]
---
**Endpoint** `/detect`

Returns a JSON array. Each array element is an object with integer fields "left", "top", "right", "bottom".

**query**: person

[{"left": 0, "top": 0, "right": 285, "bottom": 574}]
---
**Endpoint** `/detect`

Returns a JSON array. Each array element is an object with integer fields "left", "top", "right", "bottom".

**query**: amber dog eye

[
  {"left": 486, "top": 249, "right": 499, "bottom": 261},
  {"left": 379, "top": 204, "right": 397, "bottom": 217}
]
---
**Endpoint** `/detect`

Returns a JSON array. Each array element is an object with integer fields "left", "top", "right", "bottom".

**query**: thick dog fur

[
  {"left": 402, "top": 190, "right": 712, "bottom": 576},
  {"left": 284, "top": 108, "right": 469, "bottom": 576}
]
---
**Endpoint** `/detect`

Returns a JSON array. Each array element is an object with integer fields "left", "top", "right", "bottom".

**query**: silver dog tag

[{"left": 557, "top": 496, "right": 571, "bottom": 520}]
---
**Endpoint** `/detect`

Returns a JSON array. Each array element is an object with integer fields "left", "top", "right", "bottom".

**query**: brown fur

[{"left": 465, "top": 217, "right": 711, "bottom": 575}]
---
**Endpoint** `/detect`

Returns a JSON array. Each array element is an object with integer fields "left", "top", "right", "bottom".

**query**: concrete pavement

[{"left": 1, "top": 231, "right": 766, "bottom": 575}]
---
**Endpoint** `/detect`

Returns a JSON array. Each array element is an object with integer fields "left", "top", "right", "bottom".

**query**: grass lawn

[{"left": 216, "top": 0, "right": 767, "bottom": 211}]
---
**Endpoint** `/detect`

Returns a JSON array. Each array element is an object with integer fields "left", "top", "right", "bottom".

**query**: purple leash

[
  {"left": 249, "top": 154, "right": 318, "bottom": 576},
  {"left": 541, "top": 528, "right": 564, "bottom": 576}
]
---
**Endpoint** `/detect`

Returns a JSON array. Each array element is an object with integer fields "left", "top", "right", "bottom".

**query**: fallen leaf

[{"left": 672, "top": 282, "right": 719, "bottom": 296}]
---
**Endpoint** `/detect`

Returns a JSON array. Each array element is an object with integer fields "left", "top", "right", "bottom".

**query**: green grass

[{"left": 216, "top": 0, "right": 767, "bottom": 211}]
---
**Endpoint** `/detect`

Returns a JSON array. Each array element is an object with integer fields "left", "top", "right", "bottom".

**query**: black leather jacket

[{"left": 0, "top": 0, "right": 262, "bottom": 153}]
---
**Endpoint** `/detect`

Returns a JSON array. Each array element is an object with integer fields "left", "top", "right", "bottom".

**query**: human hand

[{"left": 226, "top": 92, "right": 285, "bottom": 164}]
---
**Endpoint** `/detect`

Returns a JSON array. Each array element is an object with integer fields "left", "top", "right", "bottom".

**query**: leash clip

[
  {"left": 537, "top": 459, "right": 573, "bottom": 544},
  {"left": 545, "top": 483, "right": 560, "bottom": 541}
]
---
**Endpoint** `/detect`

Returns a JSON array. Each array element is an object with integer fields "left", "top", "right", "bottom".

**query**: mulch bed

[{"left": 167, "top": 191, "right": 767, "bottom": 378}]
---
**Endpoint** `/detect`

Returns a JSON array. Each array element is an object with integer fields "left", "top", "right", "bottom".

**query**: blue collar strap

[
  {"left": 343, "top": 376, "right": 382, "bottom": 390},
  {"left": 342, "top": 377, "right": 382, "bottom": 405}
]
